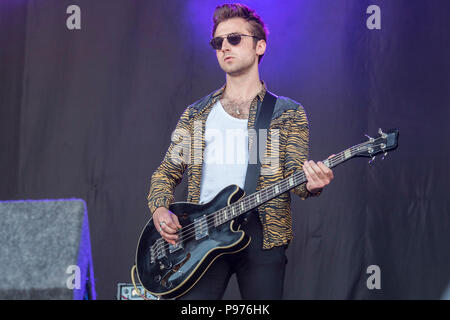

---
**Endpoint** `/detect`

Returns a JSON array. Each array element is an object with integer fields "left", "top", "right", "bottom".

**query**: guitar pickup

[
  {"left": 169, "top": 235, "right": 184, "bottom": 254},
  {"left": 194, "top": 215, "right": 209, "bottom": 240}
]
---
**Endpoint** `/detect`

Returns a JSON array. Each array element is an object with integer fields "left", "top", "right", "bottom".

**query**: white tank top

[{"left": 199, "top": 100, "right": 249, "bottom": 204}]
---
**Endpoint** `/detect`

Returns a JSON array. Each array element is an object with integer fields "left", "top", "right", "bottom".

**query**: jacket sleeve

[
  {"left": 147, "top": 107, "right": 191, "bottom": 215},
  {"left": 283, "top": 104, "right": 322, "bottom": 200}
]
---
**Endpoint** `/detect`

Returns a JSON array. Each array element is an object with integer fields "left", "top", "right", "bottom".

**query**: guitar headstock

[{"left": 354, "top": 128, "right": 399, "bottom": 164}]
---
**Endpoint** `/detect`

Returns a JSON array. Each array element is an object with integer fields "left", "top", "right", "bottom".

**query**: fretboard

[{"left": 212, "top": 141, "right": 368, "bottom": 226}]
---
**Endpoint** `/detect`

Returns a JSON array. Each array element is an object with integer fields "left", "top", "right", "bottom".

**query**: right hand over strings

[{"left": 153, "top": 207, "right": 182, "bottom": 245}]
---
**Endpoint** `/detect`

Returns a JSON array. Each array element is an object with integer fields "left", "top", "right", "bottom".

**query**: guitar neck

[{"left": 212, "top": 141, "right": 367, "bottom": 226}]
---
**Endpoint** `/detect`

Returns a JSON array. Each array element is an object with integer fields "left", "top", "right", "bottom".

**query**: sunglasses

[{"left": 210, "top": 32, "right": 260, "bottom": 50}]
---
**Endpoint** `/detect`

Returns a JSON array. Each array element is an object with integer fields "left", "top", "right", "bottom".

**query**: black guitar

[{"left": 133, "top": 128, "right": 399, "bottom": 299}]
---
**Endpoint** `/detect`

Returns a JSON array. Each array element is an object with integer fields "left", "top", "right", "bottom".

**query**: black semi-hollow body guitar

[{"left": 134, "top": 128, "right": 399, "bottom": 299}]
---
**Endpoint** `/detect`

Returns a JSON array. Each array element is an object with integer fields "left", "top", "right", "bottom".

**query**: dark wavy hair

[{"left": 212, "top": 3, "right": 269, "bottom": 64}]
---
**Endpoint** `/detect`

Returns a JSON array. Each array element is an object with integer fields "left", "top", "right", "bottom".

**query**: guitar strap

[{"left": 240, "top": 91, "right": 277, "bottom": 225}]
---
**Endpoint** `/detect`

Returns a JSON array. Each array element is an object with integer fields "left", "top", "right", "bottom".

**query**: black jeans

[{"left": 177, "top": 212, "right": 288, "bottom": 300}]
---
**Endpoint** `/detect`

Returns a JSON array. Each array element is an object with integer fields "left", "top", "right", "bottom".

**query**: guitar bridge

[{"left": 150, "top": 238, "right": 167, "bottom": 264}]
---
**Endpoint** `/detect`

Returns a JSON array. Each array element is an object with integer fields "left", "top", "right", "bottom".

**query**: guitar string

[
  {"left": 155, "top": 139, "right": 371, "bottom": 247},
  {"left": 152, "top": 165, "right": 328, "bottom": 255},
  {"left": 153, "top": 141, "right": 371, "bottom": 255},
  {"left": 152, "top": 143, "right": 366, "bottom": 255},
  {"left": 153, "top": 141, "right": 374, "bottom": 255}
]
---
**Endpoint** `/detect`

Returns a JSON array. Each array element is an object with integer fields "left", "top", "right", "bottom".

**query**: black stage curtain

[{"left": 1, "top": 0, "right": 449, "bottom": 299}]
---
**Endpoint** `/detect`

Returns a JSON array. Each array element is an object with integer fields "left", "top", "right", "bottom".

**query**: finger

[
  {"left": 169, "top": 213, "right": 183, "bottom": 231},
  {"left": 162, "top": 219, "right": 178, "bottom": 234},
  {"left": 317, "top": 162, "right": 334, "bottom": 179},
  {"left": 308, "top": 161, "right": 326, "bottom": 180},
  {"left": 153, "top": 210, "right": 165, "bottom": 228},
  {"left": 157, "top": 225, "right": 171, "bottom": 244},
  {"left": 303, "top": 162, "right": 318, "bottom": 183},
  {"left": 313, "top": 162, "right": 332, "bottom": 184},
  {"left": 172, "top": 214, "right": 182, "bottom": 230},
  {"left": 307, "top": 161, "right": 330, "bottom": 188},
  {"left": 153, "top": 216, "right": 161, "bottom": 230},
  {"left": 160, "top": 217, "right": 178, "bottom": 236},
  {"left": 327, "top": 154, "right": 335, "bottom": 159},
  {"left": 162, "top": 236, "right": 177, "bottom": 246},
  {"left": 302, "top": 161, "right": 312, "bottom": 176},
  {"left": 304, "top": 165, "right": 321, "bottom": 191},
  {"left": 160, "top": 229, "right": 179, "bottom": 241},
  {"left": 162, "top": 210, "right": 181, "bottom": 231}
]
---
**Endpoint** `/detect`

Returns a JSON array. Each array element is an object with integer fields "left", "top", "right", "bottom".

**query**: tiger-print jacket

[{"left": 147, "top": 82, "right": 321, "bottom": 250}]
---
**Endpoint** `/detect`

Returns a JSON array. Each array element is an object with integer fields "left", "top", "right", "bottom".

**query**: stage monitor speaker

[{"left": 0, "top": 199, "right": 96, "bottom": 299}]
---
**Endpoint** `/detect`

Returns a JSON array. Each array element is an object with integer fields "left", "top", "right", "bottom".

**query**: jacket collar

[
  {"left": 191, "top": 80, "right": 267, "bottom": 117},
  {"left": 211, "top": 80, "right": 267, "bottom": 102}
]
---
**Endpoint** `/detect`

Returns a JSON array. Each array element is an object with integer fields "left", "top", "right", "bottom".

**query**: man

[{"left": 147, "top": 3, "right": 334, "bottom": 299}]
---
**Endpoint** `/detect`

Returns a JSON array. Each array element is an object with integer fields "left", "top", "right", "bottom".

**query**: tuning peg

[
  {"left": 365, "top": 134, "right": 374, "bottom": 142},
  {"left": 382, "top": 152, "right": 388, "bottom": 160},
  {"left": 378, "top": 128, "right": 387, "bottom": 138},
  {"left": 368, "top": 156, "right": 376, "bottom": 166}
]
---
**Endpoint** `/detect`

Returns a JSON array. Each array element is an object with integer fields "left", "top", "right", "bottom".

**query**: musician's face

[{"left": 213, "top": 18, "right": 266, "bottom": 76}]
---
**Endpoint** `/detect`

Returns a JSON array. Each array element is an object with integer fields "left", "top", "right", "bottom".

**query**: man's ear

[{"left": 256, "top": 39, "right": 266, "bottom": 56}]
